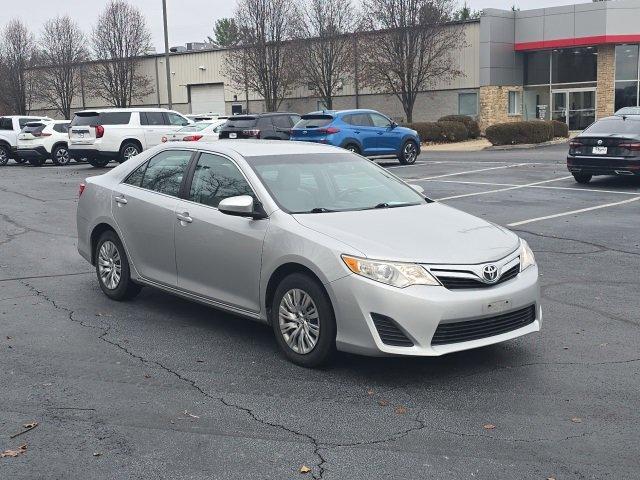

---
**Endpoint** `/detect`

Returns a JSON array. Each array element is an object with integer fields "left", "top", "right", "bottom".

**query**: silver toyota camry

[{"left": 77, "top": 141, "right": 541, "bottom": 367}]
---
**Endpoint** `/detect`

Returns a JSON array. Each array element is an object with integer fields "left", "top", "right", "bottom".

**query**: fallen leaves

[
  {"left": 1, "top": 444, "right": 27, "bottom": 458},
  {"left": 570, "top": 417, "right": 582, "bottom": 424},
  {"left": 299, "top": 465, "right": 311, "bottom": 474},
  {"left": 483, "top": 424, "right": 496, "bottom": 430},
  {"left": 395, "top": 406, "right": 407, "bottom": 415},
  {"left": 10, "top": 421, "right": 38, "bottom": 439},
  {"left": 378, "top": 399, "right": 389, "bottom": 407}
]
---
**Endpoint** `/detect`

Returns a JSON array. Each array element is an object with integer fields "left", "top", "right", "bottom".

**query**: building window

[
  {"left": 508, "top": 91, "right": 521, "bottom": 115},
  {"left": 615, "top": 44, "right": 640, "bottom": 111},
  {"left": 524, "top": 51, "right": 550, "bottom": 85},
  {"left": 458, "top": 92, "right": 477, "bottom": 116}
]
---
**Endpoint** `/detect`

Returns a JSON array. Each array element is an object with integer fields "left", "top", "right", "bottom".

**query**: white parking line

[
  {"left": 407, "top": 163, "right": 527, "bottom": 181},
  {"left": 427, "top": 179, "right": 640, "bottom": 196},
  {"left": 507, "top": 196, "right": 640, "bottom": 227},
  {"left": 434, "top": 176, "right": 572, "bottom": 201}
]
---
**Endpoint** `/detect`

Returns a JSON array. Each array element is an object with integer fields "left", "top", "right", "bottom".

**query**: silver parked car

[{"left": 77, "top": 141, "right": 540, "bottom": 367}]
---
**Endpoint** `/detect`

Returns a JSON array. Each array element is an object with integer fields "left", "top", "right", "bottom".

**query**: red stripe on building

[{"left": 514, "top": 34, "right": 640, "bottom": 51}]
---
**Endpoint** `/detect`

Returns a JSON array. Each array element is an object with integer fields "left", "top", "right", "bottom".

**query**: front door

[
  {"left": 112, "top": 149, "right": 194, "bottom": 286},
  {"left": 174, "top": 152, "right": 268, "bottom": 313},
  {"left": 552, "top": 89, "right": 596, "bottom": 131}
]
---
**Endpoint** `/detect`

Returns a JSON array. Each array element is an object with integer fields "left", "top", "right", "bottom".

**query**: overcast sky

[{"left": 0, "top": 0, "right": 590, "bottom": 52}]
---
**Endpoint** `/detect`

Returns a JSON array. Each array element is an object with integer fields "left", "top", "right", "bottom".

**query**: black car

[
  {"left": 567, "top": 114, "right": 640, "bottom": 183},
  {"left": 218, "top": 112, "right": 301, "bottom": 140}
]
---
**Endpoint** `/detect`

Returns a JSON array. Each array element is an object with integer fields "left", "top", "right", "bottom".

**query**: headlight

[
  {"left": 341, "top": 255, "right": 440, "bottom": 288},
  {"left": 519, "top": 240, "right": 536, "bottom": 272}
]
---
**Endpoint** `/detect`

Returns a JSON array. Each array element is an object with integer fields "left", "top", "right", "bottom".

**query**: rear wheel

[
  {"left": 271, "top": 273, "right": 336, "bottom": 368},
  {"left": 0, "top": 145, "right": 10, "bottom": 166},
  {"left": 87, "top": 157, "right": 111, "bottom": 168},
  {"left": 119, "top": 142, "right": 141, "bottom": 163},
  {"left": 399, "top": 140, "right": 418, "bottom": 165},
  {"left": 95, "top": 230, "right": 141, "bottom": 301},
  {"left": 343, "top": 143, "right": 360, "bottom": 155},
  {"left": 572, "top": 172, "right": 592, "bottom": 184},
  {"left": 52, "top": 145, "right": 71, "bottom": 166}
]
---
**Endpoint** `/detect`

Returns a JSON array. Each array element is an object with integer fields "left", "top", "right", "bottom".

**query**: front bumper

[
  {"left": 17, "top": 146, "right": 49, "bottom": 161},
  {"left": 327, "top": 265, "right": 540, "bottom": 356},
  {"left": 567, "top": 155, "right": 640, "bottom": 176}
]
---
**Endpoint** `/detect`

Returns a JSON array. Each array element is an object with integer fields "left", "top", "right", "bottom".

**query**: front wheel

[
  {"left": 52, "top": 145, "right": 71, "bottom": 166},
  {"left": 572, "top": 172, "right": 592, "bottom": 184},
  {"left": 95, "top": 230, "right": 141, "bottom": 301},
  {"left": 271, "top": 273, "right": 336, "bottom": 368},
  {"left": 399, "top": 140, "right": 418, "bottom": 165},
  {"left": 87, "top": 157, "right": 111, "bottom": 168}
]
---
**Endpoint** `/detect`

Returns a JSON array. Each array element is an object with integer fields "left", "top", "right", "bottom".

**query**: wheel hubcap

[
  {"left": 404, "top": 143, "right": 417, "bottom": 162},
  {"left": 123, "top": 146, "right": 139, "bottom": 159},
  {"left": 278, "top": 289, "right": 320, "bottom": 355},
  {"left": 56, "top": 149, "right": 70, "bottom": 164},
  {"left": 97, "top": 241, "right": 122, "bottom": 290},
  {"left": 0, "top": 150, "right": 7, "bottom": 164}
]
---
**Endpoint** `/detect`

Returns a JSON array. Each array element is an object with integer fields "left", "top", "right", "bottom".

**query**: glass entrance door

[{"left": 552, "top": 89, "right": 596, "bottom": 131}]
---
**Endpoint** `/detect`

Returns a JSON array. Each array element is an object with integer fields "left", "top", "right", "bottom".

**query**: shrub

[
  {"left": 438, "top": 115, "right": 480, "bottom": 138},
  {"left": 437, "top": 120, "right": 469, "bottom": 142},
  {"left": 549, "top": 120, "right": 569, "bottom": 138},
  {"left": 485, "top": 121, "right": 554, "bottom": 146},
  {"left": 407, "top": 122, "right": 444, "bottom": 142}
]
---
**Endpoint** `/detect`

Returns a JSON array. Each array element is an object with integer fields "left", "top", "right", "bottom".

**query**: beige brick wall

[
  {"left": 596, "top": 44, "right": 615, "bottom": 120},
  {"left": 478, "top": 86, "right": 523, "bottom": 131}
]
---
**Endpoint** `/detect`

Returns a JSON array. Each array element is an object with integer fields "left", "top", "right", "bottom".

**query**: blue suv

[{"left": 290, "top": 109, "right": 421, "bottom": 164}]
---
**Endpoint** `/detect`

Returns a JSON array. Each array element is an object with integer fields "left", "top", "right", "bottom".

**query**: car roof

[
  {"left": 304, "top": 109, "right": 380, "bottom": 117},
  {"left": 74, "top": 108, "right": 181, "bottom": 114},
  {"left": 164, "top": 140, "right": 346, "bottom": 158}
]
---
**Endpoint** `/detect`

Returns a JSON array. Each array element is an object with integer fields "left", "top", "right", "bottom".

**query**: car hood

[{"left": 293, "top": 203, "right": 519, "bottom": 264}]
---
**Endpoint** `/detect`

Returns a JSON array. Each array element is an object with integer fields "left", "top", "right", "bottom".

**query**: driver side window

[
  {"left": 188, "top": 153, "right": 255, "bottom": 208},
  {"left": 369, "top": 113, "right": 391, "bottom": 128}
]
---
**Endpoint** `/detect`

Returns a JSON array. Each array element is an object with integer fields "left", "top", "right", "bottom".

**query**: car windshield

[
  {"left": 248, "top": 153, "right": 426, "bottom": 214},
  {"left": 582, "top": 117, "right": 640, "bottom": 135},
  {"left": 177, "top": 122, "right": 212, "bottom": 133}
]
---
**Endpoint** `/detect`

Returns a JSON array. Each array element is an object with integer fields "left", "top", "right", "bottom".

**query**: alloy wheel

[
  {"left": 403, "top": 142, "right": 417, "bottom": 163},
  {"left": 123, "top": 146, "right": 139, "bottom": 160},
  {"left": 55, "top": 148, "right": 70, "bottom": 165},
  {"left": 278, "top": 288, "right": 320, "bottom": 355},
  {"left": 97, "top": 241, "right": 122, "bottom": 290},
  {"left": 0, "top": 149, "right": 8, "bottom": 166}
]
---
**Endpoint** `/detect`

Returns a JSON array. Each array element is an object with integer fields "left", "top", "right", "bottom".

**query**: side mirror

[
  {"left": 389, "top": 121, "right": 398, "bottom": 129},
  {"left": 218, "top": 195, "right": 267, "bottom": 219},
  {"left": 409, "top": 184, "right": 424, "bottom": 194}
]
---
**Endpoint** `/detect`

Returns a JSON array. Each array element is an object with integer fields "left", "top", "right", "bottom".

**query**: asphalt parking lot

[{"left": 1, "top": 142, "right": 639, "bottom": 479}]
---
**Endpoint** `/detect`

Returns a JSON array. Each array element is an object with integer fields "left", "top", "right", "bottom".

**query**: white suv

[
  {"left": 17, "top": 120, "right": 73, "bottom": 166},
  {"left": 0, "top": 115, "right": 53, "bottom": 165},
  {"left": 68, "top": 108, "right": 192, "bottom": 167}
]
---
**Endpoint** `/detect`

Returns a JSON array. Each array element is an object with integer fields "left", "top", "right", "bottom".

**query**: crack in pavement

[
  {"left": 0, "top": 212, "right": 77, "bottom": 246},
  {"left": 513, "top": 228, "right": 640, "bottom": 257},
  {"left": 0, "top": 271, "right": 93, "bottom": 283}
]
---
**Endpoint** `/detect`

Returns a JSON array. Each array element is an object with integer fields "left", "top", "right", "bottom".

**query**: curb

[{"left": 484, "top": 138, "right": 570, "bottom": 151}]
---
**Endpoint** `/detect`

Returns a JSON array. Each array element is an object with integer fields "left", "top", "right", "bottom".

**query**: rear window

[
  {"left": 583, "top": 117, "right": 640, "bottom": 135},
  {"left": 294, "top": 115, "right": 334, "bottom": 129},
  {"left": 224, "top": 116, "right": 257, "bottom": 128},
  {"left": 22, "top": 123, "right": 46, "bottom": 133},
  {"left": 71, "top": 112, "right": 131, "bottom": 126}
]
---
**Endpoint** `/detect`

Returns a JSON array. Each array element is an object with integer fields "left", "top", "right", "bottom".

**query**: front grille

[
  {"left": 431, "top": 305, "right": 536, "bottom": 346},
  {"left": 371, "top": 313, "right": 414, "bottom": 347},
  {"left": 435, "top": 264, "right": 520, "bottom": 290}
]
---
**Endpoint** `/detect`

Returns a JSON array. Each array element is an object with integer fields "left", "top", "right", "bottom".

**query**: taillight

[
  {"left": 324, "top": 127, "right": 340, "bottom": 134},
  {"left": 94, "top": 125, "right": 105, "bottom": 138},
  {"left": 619, "top": 142, "right": 640, "bottom": 151},
  {"left": 182, "top": 135, "right": 203, "bottom": 141},
  {"left": 79, "top": 183, "right": 85, "bottom": 197},
  {"left": 242, "top": 129, "right": 260, "bottom": 137},
  {"left": 569, "top": 141, "right": 582, "bottom": 148},
  {"left": 32, "top": 131, "right": 52, "bottom": 137}
]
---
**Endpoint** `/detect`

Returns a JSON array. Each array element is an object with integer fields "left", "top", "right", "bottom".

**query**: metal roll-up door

[{"left": 190, "top": 84, "right": 225, "bottom": 115}]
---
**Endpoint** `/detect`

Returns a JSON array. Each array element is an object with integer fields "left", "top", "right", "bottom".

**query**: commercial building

[{"left": 29, "top": 0, "right": 640, "bottom": 131}]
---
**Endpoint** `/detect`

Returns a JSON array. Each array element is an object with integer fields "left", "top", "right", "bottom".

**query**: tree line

[
  {"left": 0, "top": 0, "right": 152, "bottom": 119},
  {"left": 0, "top": 0, "right": 469, "bottom": 123}
]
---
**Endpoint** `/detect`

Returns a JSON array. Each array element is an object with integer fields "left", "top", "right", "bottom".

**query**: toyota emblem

[{"left": 482, "top": 264, "right": 499, "bottom": 283}]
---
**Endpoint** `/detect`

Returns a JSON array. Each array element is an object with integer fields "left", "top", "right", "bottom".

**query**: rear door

[
  {"left": 141, "top": 112, "right": 172, "bottom": 147},
  {"left": 112, "top": 149, "right": 194, "bottom": 286},
  {"left": 346, "top": 113, "right": 377, "bottom": 154}
]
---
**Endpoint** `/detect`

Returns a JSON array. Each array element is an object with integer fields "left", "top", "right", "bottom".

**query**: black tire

[
  {"left": 28, "top": 157, "right": 45, "bottom": 167},
  {"left": 398, "top": 140, "right": 418, "bottom": 165},
  {"left": 87, "top": 157, "right": 111, "bottom": 168},
  {"left": 343, "top": 143, "right": 361, "bottom": 154},
  {"left": 94, "top": 230, "right": 141, "bottom": 301},
  {"left": 0, "top": 145, "right": 10, "bottom": 166},
  {"left": 51, "top": 144, "right": 71, "bottom": 166},
  {"left": 572, "top": 172, "right": 592, "bottom": 184},
  {"left": 14, "top": 158, "right": 27, "bottom": 164},
  {"left": 118, "top": 141, "right": 141, "bottom": 163},
  {"left": 270, "top": 273, "right": 336, "bottom": 368}
]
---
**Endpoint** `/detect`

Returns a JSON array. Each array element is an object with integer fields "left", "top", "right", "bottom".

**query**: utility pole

[{"left": 162, "top": 0, "right": 173, "bottom": 109}]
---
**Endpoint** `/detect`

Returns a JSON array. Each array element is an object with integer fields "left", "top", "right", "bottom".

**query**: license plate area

[
  {"left": 484, "top": 299, "right": 512, "bottom": 315},
  {"left": 592, "top": 146, "right": 607, "bottom": 155}
]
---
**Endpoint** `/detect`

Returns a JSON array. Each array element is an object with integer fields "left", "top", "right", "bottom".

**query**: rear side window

[
  {"left": 139, "top": 150, "right": 192, "bottom": 196},
  {"left": 583, "top": 117, "right": 640, "bottom": 135},
  {"left": 295, "top": 115, "right": 333, "bottom": 128},
  {"left": 53, "top": 123, "right": 70, "bottom": 133},
  {"left": 0, "top": 118, "right": 12, "bottom": 130},
  {"left": 141, "top": 112, "right": 167, "bottom": 126},
  {"left": 257, "top": 117, "right": 273, "bottom": 129},
  {"left": 344, "top": 113, "right": 372, "bottom": 127}
]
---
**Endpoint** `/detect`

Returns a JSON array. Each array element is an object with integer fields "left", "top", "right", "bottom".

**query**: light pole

[{"left": 162, "top": 0, "right": 173, "bottom": 109}]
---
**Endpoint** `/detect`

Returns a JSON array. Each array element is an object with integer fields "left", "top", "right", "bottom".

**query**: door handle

[
  {"left": 176, "top": 212, "right": 192, "bottom": 223},
  {"left": 377, "top": 132, "right": 384, "bottom": 135},
  {"left": 114, "top": 196, "right": 128, "bottom": 205}
]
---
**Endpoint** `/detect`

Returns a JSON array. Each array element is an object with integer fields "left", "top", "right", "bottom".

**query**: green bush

[
  {"left": 438, "top": 115, "right": 480, "bottom": 138},
  {"left": 485, "top": 121, "right": 554, "bottom": 146},
  {"left": 437, "top": 120, "right": 469, "bottom": 142},
  {"left": 548, "top": 120, "right": 569, "bottom": 138},
  {"left": 407, "top": 122, "right": 444, "bottom": 142}
]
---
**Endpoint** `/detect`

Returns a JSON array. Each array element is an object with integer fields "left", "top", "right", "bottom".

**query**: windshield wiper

[
  {"left": 374, "top": 202, "right": 390, "bottom": 209},
  {"left": 370, "top": 202, "right": 420, "bottom": 210},
  {"left": 291, "top": 207, "right": 336, "bottom": 214}
]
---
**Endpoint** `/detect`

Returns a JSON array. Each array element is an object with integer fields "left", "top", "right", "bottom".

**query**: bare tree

[
  {"left": 359, "top": 0, "right": 466, "bottom": 122},
  {"left": 0, "top": 19, "right": 36, "bottom": 115},
  {"left": 224, "top": 0, "right": 297, "bottom": 111},
  {"left": 293, "top": 0, "right": 355, "bottom": 110},
  {"left": 38, "top": 16, "right": 87, "bottom": 119},
  {"left": 89, "top": 0, "right": 153, "bottom": 108}
]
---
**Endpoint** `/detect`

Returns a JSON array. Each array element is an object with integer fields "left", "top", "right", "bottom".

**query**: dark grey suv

[{"left": 218, "top": 113, "right": 301, "bottom": 140}]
